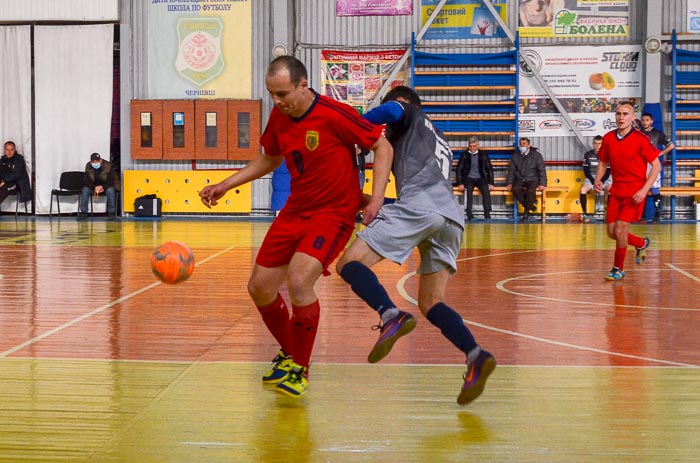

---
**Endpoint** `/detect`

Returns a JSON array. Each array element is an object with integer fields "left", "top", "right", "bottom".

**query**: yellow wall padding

[
  {"left": 123, "top": 170, "right": 251, "bottom": 213},
  {"left": 362, "top": 170, "right": 398, "bottom": 198}
]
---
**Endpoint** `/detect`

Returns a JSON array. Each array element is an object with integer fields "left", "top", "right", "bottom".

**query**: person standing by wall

[
  {"left": 580, "top": 135, "right": 611, "bottom": 222},
  {"left": 640, "top": 112, "right": 674, "bottom": 222}
]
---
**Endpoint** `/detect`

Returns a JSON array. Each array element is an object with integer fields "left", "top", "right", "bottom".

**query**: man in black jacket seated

[
  {"left": 79, "top": 152, "right": 119, "bottom": 221},
  {"left": 455, "top": 136, "right": 495, "bottom": 220},
  {"left": 506, "top": 137, "right": 547, "bottom": 221},
  {"left": 0, "top": 141, "right": 32, "bottom": 209}
]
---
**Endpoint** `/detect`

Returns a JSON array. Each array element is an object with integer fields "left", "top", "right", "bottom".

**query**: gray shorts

[
  {"left": 357, "top": 202, "right": 463, "bottom": 274},
  {"left": 582, "top": 177, "right": 612, "bottom": 190}
]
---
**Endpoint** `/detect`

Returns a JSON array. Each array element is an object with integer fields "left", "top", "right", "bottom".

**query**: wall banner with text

[
  {"left": 518, "top": 0, "right": 629, "bottom": 39},
  {"left": 689, "top": 0, "right": 700, "bottom": 33},
  {"left": 320, "top": 50, "right": 407, "bottom": 113},
  {"left": 421, "top": 0, "right": 507, "bottom": 40},
  {"left": 147, "top": 0, "right": 252, "bottom": 99},
  {"left": 518, "top": 45, "right": 642, "bottom": 137},
  {"left": 336, "top": 0, "right": 412, "bottom": 16}
]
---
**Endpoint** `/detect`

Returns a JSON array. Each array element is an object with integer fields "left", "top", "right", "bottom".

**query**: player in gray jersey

[{"left": 336, "top": 86, "right": 495, "bottom": 405}]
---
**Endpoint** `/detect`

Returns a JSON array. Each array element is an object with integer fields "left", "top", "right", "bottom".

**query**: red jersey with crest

[
  {"left": 261, "top": 91, "right": 383, "bottom": 218},
  {"left": 598, "top": 127, "right": 660, "bottom": 197}
]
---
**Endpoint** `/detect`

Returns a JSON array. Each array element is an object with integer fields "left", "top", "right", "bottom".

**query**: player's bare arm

[
  {"left": 633, "top": 157, "right": 661, "bottom": 204},
  {"left": 362, "top": 135, "right": 393, "bottom": 224},
  {"left": 594, "top": 160, "right": 608, "bottom": 193},
  {"left": 659, "top": 141, "right": 675, "bottom": 157},
  {"left": 200, "top": 153, "right": 283, "bottom": 208}
]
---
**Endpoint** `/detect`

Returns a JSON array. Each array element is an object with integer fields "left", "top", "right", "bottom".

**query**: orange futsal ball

[{"left": 151, "top": 241, "right": 195, "bottom": 284}]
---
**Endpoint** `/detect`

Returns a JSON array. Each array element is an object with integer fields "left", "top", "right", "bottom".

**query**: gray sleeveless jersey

[{"left": 385, "top": 102, "right": 465, "bottom": 227}]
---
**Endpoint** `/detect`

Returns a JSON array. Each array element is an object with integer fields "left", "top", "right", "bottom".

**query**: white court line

[
  {"left": 496, "top": 270, "right": 700, "bottom": 312},
  {"left": 395, "top": 252, "right": 699, "bottom": 368},
  {"left": 667, "top": 263, "right": 700, "bottom": 283},
  {"left": 0, "top": 246, "right": 236, "bottom": 359}
]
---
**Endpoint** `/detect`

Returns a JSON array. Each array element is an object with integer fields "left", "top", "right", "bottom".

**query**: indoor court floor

[{"left": 0, "top": 217, "right": 698, "bottom": 462}]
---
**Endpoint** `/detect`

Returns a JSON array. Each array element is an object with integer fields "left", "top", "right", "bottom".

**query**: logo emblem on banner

[
  {"left": 305, "top": 131, "right": 319, "bottom": 151},
  {"left": 175, "top": 18, "right": 224, "bottom": 86}
]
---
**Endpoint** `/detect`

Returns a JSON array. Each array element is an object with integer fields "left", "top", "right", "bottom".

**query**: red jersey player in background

[
  {"left": 595, "top": 101, "right": 661, "bottom": 281},
  {"left": 199, "top": 56, "right": 392, "bottom": 397}
]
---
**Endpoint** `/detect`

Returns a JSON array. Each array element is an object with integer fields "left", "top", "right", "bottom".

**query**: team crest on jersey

[{"left": 305, "top": 131, "right": 319, "bottom": 151}]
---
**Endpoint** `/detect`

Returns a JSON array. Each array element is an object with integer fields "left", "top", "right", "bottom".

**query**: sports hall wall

[
  {"left": 120, "top": 1, "right": 700, "bottom": 217},
  {"left": 1, "top": 1, "right": 697, "bottom": 216}
]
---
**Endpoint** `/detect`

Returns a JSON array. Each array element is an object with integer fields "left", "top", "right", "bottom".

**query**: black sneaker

[{"left": 76, "top": 212, "right": 88, "bottom": 221}]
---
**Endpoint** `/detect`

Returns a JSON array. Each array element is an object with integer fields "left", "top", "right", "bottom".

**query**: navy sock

[
  {"left": 340, "top": 261, "right": 396, "bottom": 315},
  {"left": 426, "top": 303, "right": 477, "bottom": 356}
]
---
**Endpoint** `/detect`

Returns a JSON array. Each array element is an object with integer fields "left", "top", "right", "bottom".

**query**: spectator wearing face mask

[
  {"left": 506, "top": 138, "right": 547, "bottom": 221},
  {"left": 79, "top": 153, "right": 119, "bottom": 221}
]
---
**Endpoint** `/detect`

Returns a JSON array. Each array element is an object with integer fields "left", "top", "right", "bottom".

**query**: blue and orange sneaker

[
  {"left": 635, "top": 237, "right": 650, "bottom": 264},
  {"left": 262, "top": 350, "right": 294, "bottom": 384},
  {"left": 458, "top": 349, "right": 497, "bottom": 405},
  {"left": 367, "top": 311, "right": 417, "bottom": 364},
  {"left": 605, "top": 267, "right": 625, "bottom": 281},
  {"left": 275, "top": 363, "right": 309, "bottom": 398}
]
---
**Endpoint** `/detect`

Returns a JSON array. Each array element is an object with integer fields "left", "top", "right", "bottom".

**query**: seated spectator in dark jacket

[
  {"left": 0, "top": 141, "right": 32, "bottom": 207},
  {"left": 79, "top": 152, "right": 119, "bottom": 221},
  {"left": 506, "top": 137, "right": 547, "bottom": 221},
  {"left": 455, "top": 136, "right": 495, "bottom": 220}
]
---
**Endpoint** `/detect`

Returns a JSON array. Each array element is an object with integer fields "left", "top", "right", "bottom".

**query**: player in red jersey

[
  {"left": 595, "top": 101, "right": 660, "bottom": 281},
  {"left": 199, "top": 56, "right": 392, "bottom": 397}
]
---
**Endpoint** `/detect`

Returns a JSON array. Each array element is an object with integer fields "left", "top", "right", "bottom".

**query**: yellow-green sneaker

[
  {"left": 635, "top": 237, "right": 650, "bottom": 264},
  {"left": 262, "top": 350, "right": 294, "bottom": 384},
  {"left": 275, "top": 364, "right": 309, "bottom": 398}
]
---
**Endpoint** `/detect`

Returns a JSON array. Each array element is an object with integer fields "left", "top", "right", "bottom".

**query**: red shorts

[
  {"left": 606, "top": 195, "right": 645, "bottom": 224},
  {"left": 256, "top": 210, "right": 355, "bottom": 273}
]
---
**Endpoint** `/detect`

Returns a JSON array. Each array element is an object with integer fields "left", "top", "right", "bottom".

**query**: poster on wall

[
  {"left": 336, "top": 0, "right": 412, "bottom": 16},
  {"left": 320, "top": 50, "right": 408, "bottom": 113},
  {"left": 518, "top": 0, "right": 629, "bottom": 39},
  {"left": 689, "top": 0, "right": 700, "bottom": 33},
  {"left": 518, "top": 45, "right": 642, "bottom": 137},
  {"left": 421, "top": 0, "right": 508, "bottom": 40},
  {"left": 147, "top": 0, "right": 252, "bottom": 99}
]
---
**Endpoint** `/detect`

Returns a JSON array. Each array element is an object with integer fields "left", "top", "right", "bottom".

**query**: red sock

[
  {"left": 256, "top": 294, "right": 292, "bottom": 356},
  {"left": 614, "top": 247, "right": 627, "bottom": 270},
  {"left": 290, "top": 300, "right": 320, "bottom": 370},
  {"left": 627, "top": 233, "right": 645, "bottom": 249}
]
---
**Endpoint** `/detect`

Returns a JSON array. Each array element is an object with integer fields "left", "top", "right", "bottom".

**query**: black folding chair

[
  {"left": 5, "top": 189, "right": 29, "bottom": 216},
  {"left": 50, "top": 171, "right": 84, "bottom": 216}
]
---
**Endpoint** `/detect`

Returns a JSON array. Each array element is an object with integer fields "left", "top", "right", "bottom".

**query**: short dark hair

[
  {"left": 519, "top": 137, "right": 530, "bottom": 144},
  {"left": 641, "top": 112, "right": 653, "bottom": 119},
  {"left": 4, "top": 141, "right": 15, "bottom": 149},
  {"left": 381, "top": 86, "right": 422, "bottom": 108},
  {"left": 267, "top": 56, "right": 308, "bottom": 86},
  {"left": 593, "top": 135, "right": 603, "bottom": 141},
  {"left": 617, "top": 101, "right": 635, "bottom": 110}
]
